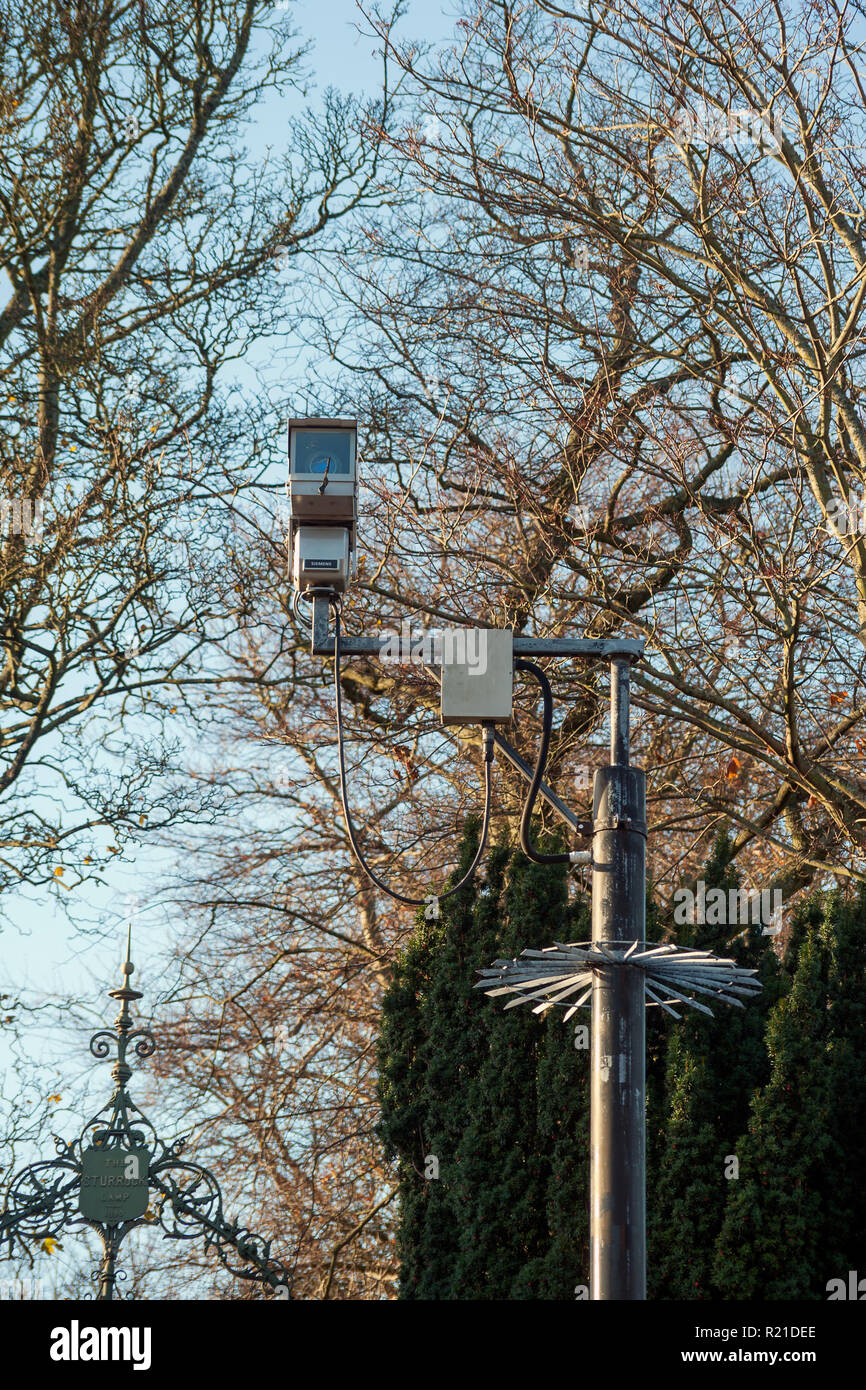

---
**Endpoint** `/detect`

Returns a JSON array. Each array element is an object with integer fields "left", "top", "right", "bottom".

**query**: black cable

[
  {"left": 332, "top": 603, "right": 494, "bottom": 906},
  {"left": 514, "top": 657, "right": 573, "bottom": 866}
]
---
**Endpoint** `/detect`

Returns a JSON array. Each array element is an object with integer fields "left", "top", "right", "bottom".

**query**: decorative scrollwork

[
  {"left": 89, "top": 1030, "right": 117, "bottom": 1061},
  {"left": 148, "top": 1160, "right": 292, "bottom": 1295},
  {"left": 207, "top": 1221, "right": 290, "bottom": 1293},
  {"left": 128, "top": 1029, "right": 156, "bottom": 1059},
  {"left": 85, "top": 1249, "right": 132, "bottom": 1300},
  {"left": 0, "top": 1159, "right": 83, "bottom": 1254},
  {"left": 75, "top": 1091, "right": 159, "bottom": 1162},
  {"left": 149, "top": 1161, "right": 222, "bottom": 1239}
]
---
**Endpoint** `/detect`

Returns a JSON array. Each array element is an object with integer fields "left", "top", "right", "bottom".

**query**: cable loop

[
  {"left": 513, "top": 658, "right": 575, "bottom": 866},
  {"left": 293, "top": 587, "right": 343, "bottom": 631},
  {"left": 331, "top": 603, "right": 492, "bottom": 907},
  {"left": 292, "top": 590, "right": 312, "bottom": 630}
]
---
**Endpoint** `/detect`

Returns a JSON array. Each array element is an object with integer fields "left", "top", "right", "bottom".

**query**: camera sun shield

[{"left": 288, "top": 418, "right": 357, "bottom": 527}]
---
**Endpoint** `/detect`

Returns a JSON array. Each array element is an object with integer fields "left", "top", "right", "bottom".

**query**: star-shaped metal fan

[{"left": 476, "top": 939, "right": 762, "bottom": 1020}]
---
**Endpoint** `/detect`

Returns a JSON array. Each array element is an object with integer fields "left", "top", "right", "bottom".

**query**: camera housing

[
  {"left": 292, "top": 526, "right": 352, "bottom": 593},
  {"left": 287, "top": 418, "right": 358, "bottom": 593}
]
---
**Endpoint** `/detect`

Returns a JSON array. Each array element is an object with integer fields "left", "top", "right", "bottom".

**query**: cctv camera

[{"left": 287, "top": 418, "right": 358, "bottom": 593}]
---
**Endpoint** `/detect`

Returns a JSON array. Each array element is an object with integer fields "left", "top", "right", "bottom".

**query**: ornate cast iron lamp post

[{"left": 0, "top": 930, "right": 292, "bottom": 1300}]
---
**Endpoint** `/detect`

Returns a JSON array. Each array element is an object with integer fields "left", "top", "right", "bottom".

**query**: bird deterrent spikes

[{"left": 476, "top": 939, "right": 762, "bottom": 1021}]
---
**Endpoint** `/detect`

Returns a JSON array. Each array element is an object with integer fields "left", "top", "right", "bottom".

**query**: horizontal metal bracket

[
  {"left": 309, "top": 602, "right": 644, "bottom": 663},
  {"left": 317, "top": 633, "right": 644, "bottom": 660}
]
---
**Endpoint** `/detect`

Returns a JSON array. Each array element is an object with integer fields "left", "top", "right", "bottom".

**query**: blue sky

[
  {"left": 277, "top": 0, "right": 458, "bottom": 113},
  {"left": 1, "top": 0, "right": 460, "bottom": 1190},
  {"left": 0, "top": 0, "right": 464, "bottom": 1299},
  {"left": 291, "top": 0, "right": 396, "bottom": 89}
]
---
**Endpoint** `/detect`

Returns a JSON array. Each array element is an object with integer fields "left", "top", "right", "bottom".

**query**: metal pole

[
  {"left": 610, "top": 658, "right": 630, "bottom": 766},
  {"left": 590, "top": 659, "right": 647, "bottom": 1300},
  {"left": 98, "top": 1226, "right": 120, "bottom": 1301}
]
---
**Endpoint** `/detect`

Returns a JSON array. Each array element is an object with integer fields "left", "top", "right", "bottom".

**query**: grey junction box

[{"left": 440, "top": 628, "right": 513, "bottom": 725}]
